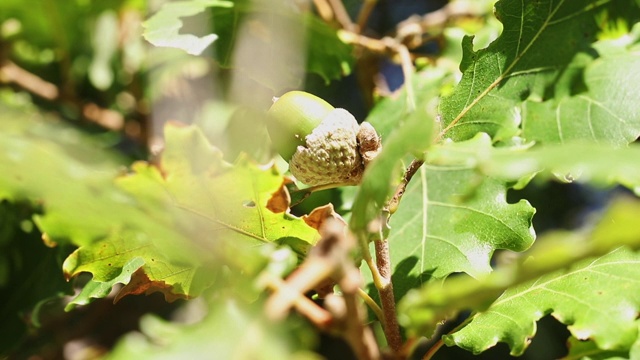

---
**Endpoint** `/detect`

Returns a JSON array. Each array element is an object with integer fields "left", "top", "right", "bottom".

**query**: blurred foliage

[{"left": 1, "top": 0, "right": 640, "bottom": 359}]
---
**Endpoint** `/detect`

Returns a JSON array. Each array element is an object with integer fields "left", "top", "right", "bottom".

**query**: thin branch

[
  {"left": 375, "top": 238, "right": 402, "bottom": 353},
  {"left": 356, "top": 0, "right": 378, "bottom": 33},
  {"left": 263, "top": 274, "right": 334, "bottom": 329},
  {"left": 340, "top": 268, "right": 380, "bottom": 360},
  {"left": 312, "top": 0, "right": 334, "bottom": 23},
  {"left": 422, "top": 315, "right": 475, "bottom": 360},
  {"left": 393, "top": 42, "right": 416, "bottom": 111},
  {"left": 388, "top": 159, "right": 424, "bottom": 214},
  {"left": 328, "top": 0, "right": 355, "bottom": 31},
  {"left": 0, "top": 61, "right": 59, "bottom": 100},
  {"left": 339, "top": 30, "right": 390, "bottom": 54}
]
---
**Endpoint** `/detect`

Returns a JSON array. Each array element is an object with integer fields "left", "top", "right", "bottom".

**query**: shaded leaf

[
  {"left": 65, "top": 257, "right": 145, "bottom": 311},
  {"left": 212, "top": 1, "right": 353, "bottom": 83},
  {"left": 106, "top": 298, "right": 318, "bottom": 360},
  {"left": 0, "top": 201, "right": 71, "bottom": 355}
]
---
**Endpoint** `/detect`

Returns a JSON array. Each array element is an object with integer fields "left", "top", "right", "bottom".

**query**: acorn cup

[{"left": 266, "top": 91, "right": 382, "bottom": 187}]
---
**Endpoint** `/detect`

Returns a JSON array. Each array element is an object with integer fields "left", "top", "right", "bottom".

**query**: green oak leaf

[
  {"left": 0, "top": 201, "right": 72, "bottom": 355},
  {"left": 521, "top": 53, "right": 640, "bottom": 146},
  {"left": 440, "top": 0, "right": 640, "bottom": 144},
  {"left": 445, "top": 247, "right": 640, "bottom": 355},
  {"left": 62, "top": 123, "right": 320, "bottom": 303},
  {"left": 65, "top": 257, "right": 145, "bottom": 311},
  {"left": 399, "top": 199, "right": 640, "bottom": 354},
  {"left": 0, "top": 104, "right": 130, "bottom": 246},
  {"left": 563, "top": 321, "right": 640, "bottom": 360},
  {"left": 0, "top": 102, "right": 319, "bottom": 304},
  {"left": 353, "top": 69, "right": 534, "bottom": 303},
  {"left": 427, "top": 133, "right": 640, "bottom": 194},
  {"left": 385, "top": 162, "right": 534, "bottom": 294}
]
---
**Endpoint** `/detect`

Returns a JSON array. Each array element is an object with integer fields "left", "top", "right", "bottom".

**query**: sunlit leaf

[
  {"left": 143, "top": 0, "right": 353, "bottom": 83},
  {"left": 445, "top": 247, "right": 640, "bottom": 355},
  {"left": 399, "top": 199, "right": 640, "bottom": 354},
  {"left": 427, "top": 133, "right": 640, "bottom": 194},
  {"left": 143, "top": 0, "right": 231, "bottom": 56},
  {"left": 65, "top": 257, "right": 145, "bottom": 310},
  {"left": 62, "top": 124, "right": 320, "bottom": 302},
  {"left": 0, "top": 104, "right": 319, "bottom": 304},
  {"left": 563, "top": 322, "right": 640, "bottom": 360},
  {"left": 385, "top": 162, "right": 534, "bottom": 292},
  {"left": 440, "top": 0, "right": 640, "bottom": 144}
]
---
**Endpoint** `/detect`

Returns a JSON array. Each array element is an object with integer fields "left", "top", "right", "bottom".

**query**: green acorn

[
  {"left": 266, "top": 91, "right": 334, "bottom": 162},
  {"left": 267, "top": 91, "right": 381, "bottom": 187}
]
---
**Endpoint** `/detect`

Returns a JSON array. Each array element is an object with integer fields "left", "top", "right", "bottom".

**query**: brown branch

[
  {"left": 375, "top": 238, "right": 402, "bottom": 353},
  {"left": 263, "top": 275, "right": 334, "bottom": 330},
  {"left": 266, "top": 218, "right": 382, "bottom": 359},
  {"left": 312, "top": 0, "right": 334, "bottom": 23},
  {"left": 0, "top": 60, "right": 59, "bottom": 100},
  {"left": 356, "top": 0, "right": 378, "bottom": 33},
  {"left": 328, "top": 0, "right": 355, "bottom": 31},
  {"left": 388, "top": 159, "right": 424, "bottom": 214}
]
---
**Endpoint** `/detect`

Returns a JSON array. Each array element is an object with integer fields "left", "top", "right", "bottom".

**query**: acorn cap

[{"left": 289, "top": 108, "right": 364, "bottom": 186}]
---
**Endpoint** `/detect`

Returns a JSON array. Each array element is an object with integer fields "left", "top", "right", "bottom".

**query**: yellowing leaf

[{"left": 62, "top": 124, "right": 321, "bottom": 303}]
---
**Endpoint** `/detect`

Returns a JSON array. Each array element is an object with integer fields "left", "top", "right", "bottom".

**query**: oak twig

[
  {"left": 375, "top": 238, "right": 402, "bottom": 353},
  {"left": 388, "top": 159, "right": 424, "bottom": 214},
  {"left": 356, "top": 0, "right": 378, "bottom": 33},
  {"left": 266, "top": 219, "right": 381, "bottom": 359}
]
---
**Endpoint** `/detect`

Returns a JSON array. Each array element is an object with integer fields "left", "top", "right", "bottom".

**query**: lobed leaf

[
  {"left": 62, "top": 124, "right": 321, "bottom": 303},
  {"left": 0, "top": 103, "right": 319, "bottom": 304},
  {"left": 399, "top": 198, "right": 640, "bottom": 354},
  {"left": 563, "top": 321, "right": 640, "bottom": 360},
  {"left": 143, "top": 0, "right": 231, "bottom": 56},
  {"left": 445, "top": 247, "right": 640, "bottom": 355},
  {"left": 65, "top": 257, "right": 145, "bottom": 310},
  {"left": 427, "top": 132, "right": 640, "bottom": 194},
  {"left": 0, "top": 104, "right": 130, "bottom": 246},
  {"left": 521, "top": 53, "right": 640, "bottom": 146},
  {"left": 385, "top": 161, "right": 534, "bottom": 295},
  {"left": 440, "top": 0, "right": 640, "bottom": 144}
]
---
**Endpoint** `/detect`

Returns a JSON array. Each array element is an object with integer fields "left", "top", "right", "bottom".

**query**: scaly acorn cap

[
  {"left": 266, "top": 91, "right": 334, "bottom": 161},
  {"left": 289, "top": 108, "right": 364, "bottom": 186}
]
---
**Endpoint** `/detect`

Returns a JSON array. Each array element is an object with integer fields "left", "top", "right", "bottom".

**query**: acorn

[
  {"left": 266, "top": 91, "right": 334, "bottom": 162},
  {"left": 267, "top": 91, "right": 382, "bottom": 187}
]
